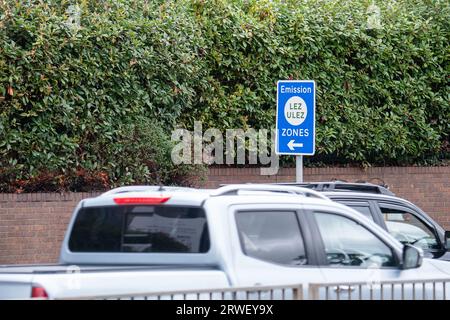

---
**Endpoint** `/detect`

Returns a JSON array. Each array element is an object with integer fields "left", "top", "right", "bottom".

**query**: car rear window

[{"left": 69, "top": 205, "right": 210, "bottom": 253}]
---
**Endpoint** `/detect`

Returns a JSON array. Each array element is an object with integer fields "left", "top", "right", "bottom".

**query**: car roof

[
  {"left": 205, "top": 193, "right": 349, "bottom": 210},
  {"left": 81, "top": 184, "right": 334, "bottom": 208},
  {"left": 272, "top": 181, "right": 421, "bottom": 207},
  {"left": 321, "top": 191, "right": 416, "bottom": 206},
  {"left": 274, "top": 181, "right": 395, "bottom": 196},
  {"left": 322, "top": 191, "right": 397, "bottom": 200}
]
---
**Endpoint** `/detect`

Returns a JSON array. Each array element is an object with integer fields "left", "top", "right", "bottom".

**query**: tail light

[
  {"left": 113, "top": 196, "right": 171, "bottom": 205},
  {"left": 31, "top": 285, "right": 48, "bottom": 299}
]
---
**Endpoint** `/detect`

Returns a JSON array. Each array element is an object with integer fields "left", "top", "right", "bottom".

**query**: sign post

[
  {"left": 296, "top": 155, "right": 303, "bottom": 183},
  {"left": 275, "top": 80, "right": 316, "bottom": 183}
]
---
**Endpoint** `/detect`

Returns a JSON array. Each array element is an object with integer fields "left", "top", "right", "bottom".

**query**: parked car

[
  {"left": 0, "top": 184, "right": 449, "bottom": 299},
  {"left": 276, "top": 181, "right": 450, "bottom": 261}
]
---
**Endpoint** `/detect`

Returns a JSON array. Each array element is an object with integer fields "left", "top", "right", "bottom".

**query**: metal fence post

[
  {"left": 308, "top": 284, "right": 320, "bottom": 300},
  {"left": 293, "top": 286, "right": 304, "bottom": 300}
]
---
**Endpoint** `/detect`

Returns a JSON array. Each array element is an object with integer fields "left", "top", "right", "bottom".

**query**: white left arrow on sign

[{"left": 287, "top": 140, "right": 303, "bottom": 151}]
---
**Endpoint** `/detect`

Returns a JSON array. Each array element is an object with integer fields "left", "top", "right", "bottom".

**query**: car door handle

[{"left": 333, "top": 285, "right": 356, "bottom": 293}]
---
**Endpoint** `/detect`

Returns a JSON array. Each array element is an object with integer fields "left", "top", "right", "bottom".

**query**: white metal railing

[
  {"left": 308, "top": 278, "right": 450, "bottom": 300},
  {"left": 53, "top": 278, "right": 450, "bottom": 300},
  {"left": 56, "top": 283, "right": 304, "bottom": 300}
]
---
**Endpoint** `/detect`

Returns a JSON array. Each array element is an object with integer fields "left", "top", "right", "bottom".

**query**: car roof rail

[
  {"left": 274, "top": 181, "right": 395, "bottom": 196},
  {"left": 212, "top": 184, "right": 330, "bottom": 200}
]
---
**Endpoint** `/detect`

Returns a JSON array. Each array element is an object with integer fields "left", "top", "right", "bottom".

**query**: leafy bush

[
  {"left": 0, "top": 0, "right": 207, "bottom": 191},
  {"left": 0, "top": 0, "right": 448, "bottom": 191},
  {"left": 184, "top": 0, "right": 449, "bottom": 165},
  {"left": 0, "top": 115, "right": 205, "bottom": 192}
]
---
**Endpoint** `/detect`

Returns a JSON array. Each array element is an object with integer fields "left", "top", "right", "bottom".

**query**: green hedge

[{"left": 0, "top": 0, "right": 449, "bottom": 191}]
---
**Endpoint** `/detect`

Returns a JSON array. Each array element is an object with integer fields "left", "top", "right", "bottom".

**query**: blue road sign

[{"left": 276, "top": 80, "right": 315, "bottom": 155}]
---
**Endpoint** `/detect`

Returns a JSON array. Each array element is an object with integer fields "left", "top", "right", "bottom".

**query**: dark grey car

[{"left": 276, "top": 182, "right": 450, "bottom": 261}]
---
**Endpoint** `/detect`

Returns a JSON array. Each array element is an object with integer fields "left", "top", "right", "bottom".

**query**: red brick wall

[
  {"left": 0, "top": 166, "right": 449, "bottom": 264},
  {"left": 0, "top": 193, "right": 100, "bottom": 264}
]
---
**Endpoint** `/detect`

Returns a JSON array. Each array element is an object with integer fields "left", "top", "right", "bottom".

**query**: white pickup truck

[{"left": 1, "top": 184, "right": 449, "bottom": 299}]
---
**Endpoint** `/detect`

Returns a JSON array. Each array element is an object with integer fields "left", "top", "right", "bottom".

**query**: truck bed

[{"left": 0, "top": 264, "right": 230, "bottom": 299}]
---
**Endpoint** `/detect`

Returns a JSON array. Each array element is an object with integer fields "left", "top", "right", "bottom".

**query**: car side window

[
  {"left": 343, "top": 203, "right": 374, "bottom": 221},
  {"left": 236, "top": 211, "right": 308, "bottom": 266},
  {"left": 380, "top": 207, "right": 440, "bottom": 250},
  {"left": 314, "top": 212, "right": 396, "bottom": 268}
]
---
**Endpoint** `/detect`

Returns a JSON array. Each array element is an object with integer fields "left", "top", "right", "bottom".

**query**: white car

[{"left": 0, "top": 184, "right": 449, "bottom": 299}]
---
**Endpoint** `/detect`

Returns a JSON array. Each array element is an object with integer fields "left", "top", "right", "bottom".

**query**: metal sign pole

[{"left": 296, "top": 155, "right": 303, "bottom": 183}]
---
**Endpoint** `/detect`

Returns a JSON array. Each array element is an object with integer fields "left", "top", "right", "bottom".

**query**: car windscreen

[{"left": 69, "top": 205, "right": 210, "bottom": 253}]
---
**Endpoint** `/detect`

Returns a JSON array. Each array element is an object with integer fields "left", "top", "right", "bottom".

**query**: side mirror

[
  {"left": 402, "top": 244, "right": 423, "bottom": 270},
  {"left": 445, "top": 231, "right": 450, "bottom": 250}
]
